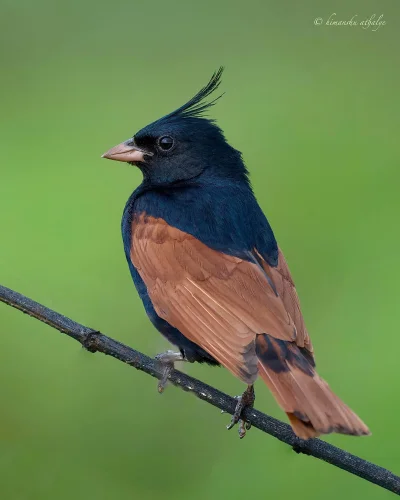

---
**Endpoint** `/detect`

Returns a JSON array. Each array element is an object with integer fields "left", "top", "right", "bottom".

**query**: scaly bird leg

[
  {"left": 155, "top": 350, "right": 185, "bottom": 393},
  {"left": 226, "top": 384, "right": 255, "bottom": 439}
]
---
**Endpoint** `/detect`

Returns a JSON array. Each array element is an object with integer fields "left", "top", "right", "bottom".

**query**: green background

[{"left": 1, "top": 0, "right": 399, "bottom": 498}]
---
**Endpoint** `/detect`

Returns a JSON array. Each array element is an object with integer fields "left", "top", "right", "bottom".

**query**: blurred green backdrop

[{"left": 1, "top": 0, "right": 399, "bottom": 498}]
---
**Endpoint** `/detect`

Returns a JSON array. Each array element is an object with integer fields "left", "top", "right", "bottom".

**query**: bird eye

[{"left": 158, "top": 136, "right": 174, "bottom": 151}]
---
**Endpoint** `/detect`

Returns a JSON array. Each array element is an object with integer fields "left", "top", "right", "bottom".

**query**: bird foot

[
  {"left": 225, "top": 385, "right": 255, "bottom": 439},
  {"left": 155, "top": 350, "right": 185, "bottom": 393}
]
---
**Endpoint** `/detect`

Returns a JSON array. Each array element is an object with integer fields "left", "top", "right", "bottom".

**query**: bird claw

[
  {"left": 155, "top": 350, "right": 184, "bottom": 393},
  {"left": 238, "top": 419, "right": 251, "bottom": 438},
  {"left": 225, "top": 386, "right": 255, "bottom": 439},
  {"left": 225, "top": 395, "right": 242, "bottom": 424},
  {"left": 157, "top": 368, "right": 172, "bottom": 393}
]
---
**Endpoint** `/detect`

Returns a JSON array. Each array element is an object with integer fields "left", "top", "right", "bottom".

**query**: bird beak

[{"left": 101, "top": 140, "right": 148, "bottom": 163}]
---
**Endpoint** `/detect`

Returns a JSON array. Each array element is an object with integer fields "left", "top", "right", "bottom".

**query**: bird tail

[{"left": 255, "top": 334, "right": 370, "bottom": 439}]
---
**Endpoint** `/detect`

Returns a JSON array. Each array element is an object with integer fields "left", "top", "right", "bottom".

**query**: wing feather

[{"left": 131, "top": 213, "right": 297, "bottom": 383}]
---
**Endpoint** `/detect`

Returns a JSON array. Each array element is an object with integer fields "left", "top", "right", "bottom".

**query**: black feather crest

[{"left": 163, "top": 67, "right": 224, "bottom": 121}]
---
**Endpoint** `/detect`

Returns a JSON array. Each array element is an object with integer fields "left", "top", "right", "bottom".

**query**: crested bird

[{"left": 102, "top": 68, "right": 369, "bottom": 439}]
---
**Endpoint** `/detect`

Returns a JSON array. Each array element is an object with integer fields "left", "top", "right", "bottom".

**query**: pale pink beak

[{"left": 101, "top": 140, "right": 148, "bottom": 163}]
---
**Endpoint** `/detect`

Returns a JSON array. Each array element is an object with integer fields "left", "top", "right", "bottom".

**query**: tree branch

[{"left": 1, "top": 284, "right": 399, "bottom": 496}]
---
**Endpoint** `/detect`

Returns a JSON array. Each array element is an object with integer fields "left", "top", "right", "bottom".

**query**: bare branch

[{"left": 1, "top": 284, "right": 399, "bottom": 495}]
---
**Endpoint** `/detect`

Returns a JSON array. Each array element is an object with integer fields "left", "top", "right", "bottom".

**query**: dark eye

[{"left": 158, "top": 136, "right": 174, "bottom": 151}]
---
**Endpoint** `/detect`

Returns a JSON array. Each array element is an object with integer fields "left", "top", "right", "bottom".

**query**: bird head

[{"left": 102, "top": 68, "right": 248, "bottom": 186}]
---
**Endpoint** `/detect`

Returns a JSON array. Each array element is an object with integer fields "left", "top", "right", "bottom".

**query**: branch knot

[{"left": 82, "top": 330, "right": 100, "bottom": 353}]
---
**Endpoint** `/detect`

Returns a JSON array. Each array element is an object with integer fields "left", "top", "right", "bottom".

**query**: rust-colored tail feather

[{"left": 256, "top": 334, "right": 370, "bottom": 439}]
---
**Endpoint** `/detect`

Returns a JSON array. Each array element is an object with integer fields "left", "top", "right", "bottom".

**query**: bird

[{"left": 102, "top": 68, "right": 369, "bottom": 440}]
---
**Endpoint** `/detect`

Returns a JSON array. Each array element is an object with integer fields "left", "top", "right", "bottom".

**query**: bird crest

[{"left": 161, "top": 67, "right": 224, "bottom": 121}]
